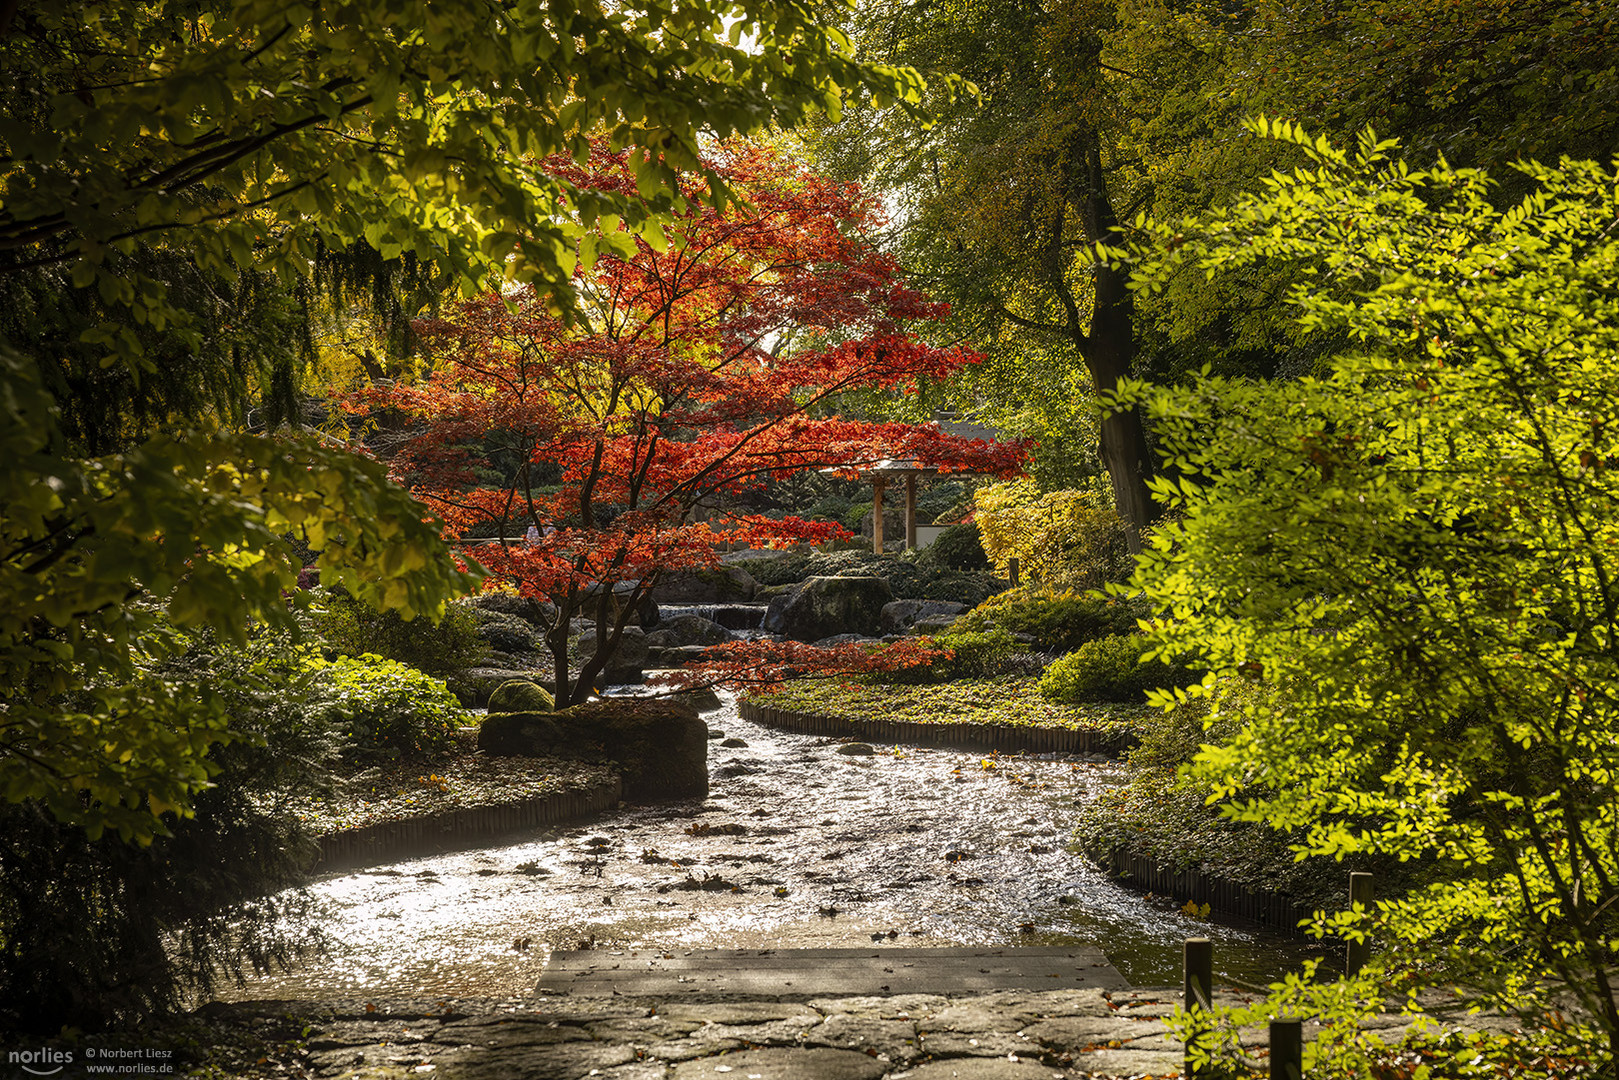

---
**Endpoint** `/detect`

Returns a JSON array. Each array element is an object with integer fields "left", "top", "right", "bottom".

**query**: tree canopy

[
  {"left": 0, "top": 0, "right": 943, "bottom": 840},
  {"left": 1125, "top": 122, "right": 1619, "bottom": 1062},
  {"left": 354, "top": 141, "right": 1026, "bottom": 704}
]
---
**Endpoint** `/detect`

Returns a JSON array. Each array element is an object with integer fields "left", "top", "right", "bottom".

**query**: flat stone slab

[
  {"left": 184, "top": 988, "right": 1548, "bottom": 1079},
  {"left": 538, "top": 946, "right": 1129, "bottom": 996}
]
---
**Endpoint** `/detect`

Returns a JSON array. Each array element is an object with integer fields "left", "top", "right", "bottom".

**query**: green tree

[
  {"left": 1125, "top": 123, "right": 1619, "bottom": 1065},
  {"left": 1103, "top": 0, "right": 1619, "bottom": 384},
  {"left": 1, "top": 0, "right": 939, "bottom": 840},
  {"left": 809, "top": 0, "right": 1160, "bottom": 546}
]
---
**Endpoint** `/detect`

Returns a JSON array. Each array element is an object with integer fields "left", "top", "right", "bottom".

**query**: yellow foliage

[{"left": 973, "top": 480, "right": 1131, "bottom": 591}]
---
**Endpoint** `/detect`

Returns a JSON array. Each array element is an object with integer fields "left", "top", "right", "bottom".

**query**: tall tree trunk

[{"left": 1066, "top": 139, "right": 1158, "bottom": 551}]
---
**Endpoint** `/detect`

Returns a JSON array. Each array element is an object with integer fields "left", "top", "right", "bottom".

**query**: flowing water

[{"left": 226, "top": 696, "right": 1331, "bottom": 1000}]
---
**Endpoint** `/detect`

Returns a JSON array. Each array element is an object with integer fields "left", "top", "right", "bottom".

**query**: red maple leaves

[{"left": 346, "top": 139, "right": 1027, "bottom": 703}]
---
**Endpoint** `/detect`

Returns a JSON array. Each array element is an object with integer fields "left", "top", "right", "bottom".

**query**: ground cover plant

[
  {"left": 751, "top": 675, "right": 1147, "bottom": 739},
  {"left": 950, "top": 586, "right": 1144, "bottom": 653}
]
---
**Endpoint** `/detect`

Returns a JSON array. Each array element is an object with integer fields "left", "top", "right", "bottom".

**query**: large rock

[
  {"left": 881, "top": 599, "right": 970, "bottom": 634},
  {"left": 568, "top": 698, "right": 708, "bottom": 800},
  {"left": 470, "top": 608, "right": 539, "bottom": 653},
  {"left": 478, "top": 710, "right": 565, "bottom": 756},
  {"left": 487, "top": 679, "right": 555, "bottom": 713},
  {"left": 448, "top": 668, "right": 554, "bottom": 707},
  {"left": 645, "top": 614, "right": 732, "bottom": 649},
  {"left": 470, "top": 591, "right": 557, "bottom": 629},
  {"left": 764, "top": 575, "right": 893, "bottom": 642},
  {"left": 649, "top": 566, "right": 758, "bottom": 604},
  {"left": 647, "top": 644, "right": 711, "bottom": 667},
  {"left": 479, "top": 697, "right": 706, "bottom": 799},
  {"left": 912, "top": 613, "right": 966, "bottom": 635}
]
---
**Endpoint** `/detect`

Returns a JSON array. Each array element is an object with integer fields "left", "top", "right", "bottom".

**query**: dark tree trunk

[{"left": 1059, "top": 138, "right": 1158, "bottom": 552}]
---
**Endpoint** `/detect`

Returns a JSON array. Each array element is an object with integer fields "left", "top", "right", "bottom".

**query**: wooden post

[
  {"left": 1184, "top": 937, "right": 1214, "bottom": 1078},
  {"left": 1008, "top": 556, "right": 1020, "bottom": 587},
  {"left": 1346, "top": 872, "right": 1375, "bottom": 976},
  {"left": 1269, "top": 1018, "right": 1302, "bottom": 1080},
  {"left": 872, "top": 476, "right": 886, "bottom": 554},
  {"left": 905, "top": 472, "right": 918, "bottom": 550}
]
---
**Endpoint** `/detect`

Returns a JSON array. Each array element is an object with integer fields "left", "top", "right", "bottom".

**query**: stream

[{"left": 225, "top": 695, "right": 1330, "bottom": 1000}]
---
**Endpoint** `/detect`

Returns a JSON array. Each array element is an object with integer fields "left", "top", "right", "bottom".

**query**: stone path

[{"left": 188, "top": 981, "right": 1528, "bottom": 1079}]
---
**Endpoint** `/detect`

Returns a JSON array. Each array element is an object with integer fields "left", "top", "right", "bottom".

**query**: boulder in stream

[
  {"left": 649, "top": 566, "right": 758, "bottom": 603},
  {"left": 881, "top": 599, "right": 970, "bottom": 634},
  {"left": 645, "top": 614, "right": 732, "bottom": 649},
  {"left": 764, "top": 575, "right": 893, "bottom": 642},
  {"left": 556, "top": 698, "right": 708, "bottom": 800}
]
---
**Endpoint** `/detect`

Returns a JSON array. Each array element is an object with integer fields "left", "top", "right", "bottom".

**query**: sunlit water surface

[{"left": 226, "top": 697, "right": 1329, "bottom": 998}]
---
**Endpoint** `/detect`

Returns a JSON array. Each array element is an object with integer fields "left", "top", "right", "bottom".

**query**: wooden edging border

[
  {"left": 738, "top": 698, "right": 1138, "bottom": 757},
  {"left": 315, "top": 777, "right": 623, "bottom": 873},
  {"left": 1083, "top": 843, "right": 1315, "bottom": 937}
]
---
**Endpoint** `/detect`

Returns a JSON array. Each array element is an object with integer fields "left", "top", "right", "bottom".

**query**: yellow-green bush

[{"left": 972, "top": 480, "right": 1133, "bottom": 590}]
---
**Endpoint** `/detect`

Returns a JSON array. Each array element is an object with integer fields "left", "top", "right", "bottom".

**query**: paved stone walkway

[{"left": 190, "top": 982, "right": 1526, "bottom": 1080}]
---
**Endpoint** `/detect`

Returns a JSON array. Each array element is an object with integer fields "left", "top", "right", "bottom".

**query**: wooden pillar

[
  {"left": 905, "top": 473, "right": 918, "bottom": 550},
  {"left": 872, "top": 477, "right": 886, "bottom": 554},
  {"left": 1270, "top": 1018, "right": 1303, "bottom": 1080},
  {"left": 1346, "top": 872, "right": 1375, "bottom": 976},
  {"left": 1184, "top": 937, "right": 1214, "bottom": 1078}
]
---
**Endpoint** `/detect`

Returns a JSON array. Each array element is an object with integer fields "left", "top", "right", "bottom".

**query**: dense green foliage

[
  {"left": 973, "top": 481, "right": 1135, "bottom": 590},
  {"left": 0, "top": 347, "right": 466, "bottom": 842},
  {"left": 1038, "top": 633, "right": 1194, "bottom": 704},
  {"left": 951, "top": 587, "right": 1142, "bottom": 653},
  {"left": 1124, "top": 126, "right": 1619, "bottom": 1064},
  {"left": 312, "top": 590, "right": 486, "bottom": 677},
  {"left": 0, "top": 630, "right": 335, "bottom": 1032},
  {"left": 309, "top": 655, "right": 467, "bottom": 763},
  {"left": 912, "top": 521, "right": 989, "bottom": 573}
]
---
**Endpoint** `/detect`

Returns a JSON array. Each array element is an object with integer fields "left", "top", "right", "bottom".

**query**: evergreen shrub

[
  {"left": 953, "top": 587, "right": 1142, "bottom": 652},
  {"left": 1038, "top": 633, "right": 1197, "bottom": 703},
  {"left": 914, "top": 521, "right": 990, "bottom": 572},
  {"left": 311, "top": 655, "right": 467, "bottom": 762}
]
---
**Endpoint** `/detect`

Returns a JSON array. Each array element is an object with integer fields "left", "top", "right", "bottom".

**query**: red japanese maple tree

[{"left": 352, "top": 141, "right": 1027, "bottom": 705}]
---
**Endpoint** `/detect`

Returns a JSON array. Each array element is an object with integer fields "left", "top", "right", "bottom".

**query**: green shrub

[
  {"left": 933, "top": 627, "right": 1021, "bottom": 679},
  {"left": 974, "top": 480, "right": 1134, "bottom": 590},
  {"left": 954, "top": 587, "right": 1142, "bottom": 651},
  {"left": 310, "top": 655, "right": 468, "bottom": 762},
  {"left": 1038, "top": 633, "right": 1197, "bottom": 703},
  {"left": 915, "top": 521, "right": 990, "bottom": 572},
  {"left": 311, "top": 590, "right": 486, "bottom": 676}
]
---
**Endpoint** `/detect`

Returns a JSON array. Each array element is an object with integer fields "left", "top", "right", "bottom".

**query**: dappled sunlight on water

[{"left": 224, "top": 697, "right": 1330, "bottom": 998}]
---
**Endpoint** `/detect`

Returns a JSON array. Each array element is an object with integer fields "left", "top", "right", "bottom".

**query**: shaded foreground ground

[{"left": 179, "top": 983, "right": 1529, "bottom": 1079}]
